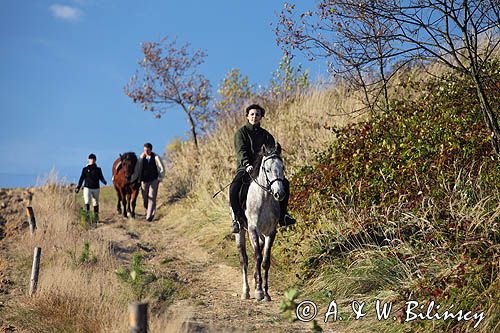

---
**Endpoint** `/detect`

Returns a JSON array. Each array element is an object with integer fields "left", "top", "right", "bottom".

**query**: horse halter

[{"left": 251, "top": 153, "right": 285, "bottom": 195}]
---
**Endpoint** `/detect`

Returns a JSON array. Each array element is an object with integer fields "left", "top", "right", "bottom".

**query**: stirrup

[
  {"left": 231, "top": 220, "right": 241, "bottom": 233},
  {"left": 280, "top": 214, "right": 296, "bottom": 228}
]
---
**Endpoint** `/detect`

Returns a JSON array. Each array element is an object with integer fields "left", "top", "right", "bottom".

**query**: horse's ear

[
  {"left": 261, "top": 144, "right": 268, "bottom": 155},
  {"left": 275, "top": 142, "right": 282, "bottom": 155},
  {"left": 119, "top": 153, "right": 123, "bottom": 160}
]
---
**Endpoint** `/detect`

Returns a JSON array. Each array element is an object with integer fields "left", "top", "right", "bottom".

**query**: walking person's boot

[
  {"left": 84, "top": 204, "right": 91, "bottom": 224},
  {"left": 93, "top": 205, "right": 99, "bottom": 224}
]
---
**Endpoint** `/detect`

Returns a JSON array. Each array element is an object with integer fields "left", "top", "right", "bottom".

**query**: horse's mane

[
  {"left": 251, "top": 154, "right": 264, "bottom": 178},
  {"left": 121, "top": 152, "right": 138, "bottom": 163}
]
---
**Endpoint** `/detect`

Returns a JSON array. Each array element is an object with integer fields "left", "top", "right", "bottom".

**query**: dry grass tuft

[{"left": 7, "top": 178, "right": 204, "bottom": 332}]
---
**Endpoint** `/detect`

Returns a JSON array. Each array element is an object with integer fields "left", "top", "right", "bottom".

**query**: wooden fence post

[
  {"left": 26, "top": 206, "right": 37, "bottom": 235},
  {"left": 29, "top": 247, "right": 41, "bottom": 296},
  {"left": 129, "top": 302, "right": 148, "bottom": 333}
]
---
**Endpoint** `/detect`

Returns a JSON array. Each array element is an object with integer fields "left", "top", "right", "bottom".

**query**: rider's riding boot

[
  {"left": 279, "top": 213, "right": 297, "bottom": 228},
  {"left": 93, "top": 205, "right": 99, "bottom": 223},
  {"left": 279, "top": 180, "right": 296, "bottom": 227},
  {"left": 230, "top": 205, "right": 242, "bottom": 234}
]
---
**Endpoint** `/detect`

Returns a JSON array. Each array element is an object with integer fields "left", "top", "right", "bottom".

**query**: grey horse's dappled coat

[{"left": 234, "top": 143, "right": 285, "bottom": 301}]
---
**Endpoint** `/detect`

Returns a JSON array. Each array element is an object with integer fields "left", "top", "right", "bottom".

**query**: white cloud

[{"left": 49, "top": 4, "right": 83, "bottom": 22}]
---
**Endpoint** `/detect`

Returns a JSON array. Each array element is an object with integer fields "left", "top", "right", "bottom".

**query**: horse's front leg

[
  {"left": 235, "top": 230, "right": 250, "bottom": 300},
  {"left": 248, "top": 226, "right": 264, "bottom": 301},
  {"left": 262, "top": 230, "right": 276, "bottom": 301},
  {"left": 126, "top": 192, "right": 132, "bottom": 217},
  {"left": 130, "top": 187, "right": 139, "bottom": 219},
  {"left": 121, "top": 190, "right": 128, "bottom": 218},
  {"left": 115, "top": 186, "right": 122, "bottom": 214}
]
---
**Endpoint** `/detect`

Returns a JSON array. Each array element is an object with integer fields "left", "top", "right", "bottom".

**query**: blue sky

[{"left": 0, "top": 1, "right": 324, "bottom": 188}]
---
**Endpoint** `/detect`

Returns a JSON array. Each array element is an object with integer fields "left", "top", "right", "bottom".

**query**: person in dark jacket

[
  {"left": 76, "top": 153, "right": 107, "bottom": 220},
  {"left": 229, "top": 104, "right": 296, "bottom": 233}
]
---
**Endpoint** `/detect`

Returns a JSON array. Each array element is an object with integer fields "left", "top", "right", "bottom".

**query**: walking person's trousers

[
  {"left": 141, "top": 178, "right": 159, "bottom": 219},
  {"left": 83, "top": 187, "right": 100, "bottom": 207}
]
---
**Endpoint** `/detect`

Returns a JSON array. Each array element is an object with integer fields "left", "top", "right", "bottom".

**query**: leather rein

[{"left": 248, "top": 153, "right": 285, "bottom": 194}]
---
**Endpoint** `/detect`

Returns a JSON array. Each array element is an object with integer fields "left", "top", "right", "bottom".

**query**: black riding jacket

[
  {"left": 234, "top": 122, "right": 275, "bottom": 172},
  {"left": 77, "top": 164, "right": 107, "bottom": 189}
]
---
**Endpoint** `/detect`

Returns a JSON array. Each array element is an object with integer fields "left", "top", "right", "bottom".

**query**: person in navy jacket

[{"left": 76, "top": 153, "right": 107, "bottom": 220}]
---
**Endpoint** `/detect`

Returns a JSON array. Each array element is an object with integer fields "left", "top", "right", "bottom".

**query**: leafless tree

[
  {"left": 276, "top": 1, "right": 399, "bottom": 113},
  {"left": 371, "top": 0, "right": 500, "bottom": 154},
  {"left": 277, "top": 0, "right": 500, "bottom": 154}
]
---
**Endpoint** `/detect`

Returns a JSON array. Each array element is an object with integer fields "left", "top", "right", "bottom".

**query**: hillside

[
  {"left": 0, "top": 59, "right": 498, "bottom": 333},
  {"left": 162, "top": 59, "right": 499, "bottom": 332}
]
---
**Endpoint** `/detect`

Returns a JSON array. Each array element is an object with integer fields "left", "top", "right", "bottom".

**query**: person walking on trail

[
  {"left": 137, "top": 142, "right": 165, "bottom": 222},
  {"left": 229, "top": 103, "right": 296, "bottom": 234},
  {"left": 75, "top": 153, "right": 107, "bottom": 221}
]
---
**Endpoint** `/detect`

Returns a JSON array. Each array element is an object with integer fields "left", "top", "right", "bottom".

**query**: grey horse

[{"left": 234, "top": 143, "right": 286, "bottom": 301}]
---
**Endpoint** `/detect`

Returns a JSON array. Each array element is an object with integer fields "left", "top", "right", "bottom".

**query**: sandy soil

[
  {"left": 0, "top": 187, "right": 334, "bottom": 332},
  {"left": 90, "top": 204, "right": 314, "bottom": 332}
]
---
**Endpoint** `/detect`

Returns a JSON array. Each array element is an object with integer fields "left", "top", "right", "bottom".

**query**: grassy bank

[
  {"left": 2, "top": 183, "right": 187, "bottom": 332},
  {"left": 163, "top": 59, "right": 499, "bottom": 332}
]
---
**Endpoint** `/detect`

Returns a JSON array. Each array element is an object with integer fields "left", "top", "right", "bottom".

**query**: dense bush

[
  {"left": 283, "top": 61, "right": 499, "bottom": 332},
  {"left": 292, "top": 60, "right": 500, "bottom": 216}
]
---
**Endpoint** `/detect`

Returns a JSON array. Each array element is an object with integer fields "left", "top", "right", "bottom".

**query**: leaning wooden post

[
  {"left": 26, "top": 206, "right": 37, "bottom": 235},
  {"left": 128, "top": 302, "right": 148, "bottom": 333},
  {"left": 29, "top": 247, "right": 41, "bottom": 296}
]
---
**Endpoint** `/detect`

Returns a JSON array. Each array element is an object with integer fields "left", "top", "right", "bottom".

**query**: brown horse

[{"left": 112, "top": 152, "right": 140, "bottom": 218}]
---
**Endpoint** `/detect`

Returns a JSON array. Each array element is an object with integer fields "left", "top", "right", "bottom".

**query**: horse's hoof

[
  {"left": 241, "top": 292, "right": 250, "bottom": 300},
  {"left": 264, "top": 294, "right": 271, "bottom": 302},
  {"left": 254, "top": 290, "right": 264, "bottom": 301}
]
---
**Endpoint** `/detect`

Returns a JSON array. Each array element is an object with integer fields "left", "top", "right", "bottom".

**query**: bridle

[
  {"left": 122, "top": 157, "right": 138, "bottom": 184},
  {"left": 249, "top": 153, "right": 285, "bottom": 195},
  {"left": 211, "top": 152, "right": 285, "bottom": 199}
]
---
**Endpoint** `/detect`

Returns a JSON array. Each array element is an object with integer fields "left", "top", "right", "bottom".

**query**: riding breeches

[{"left": 83, "top": 187, "right": 100, "bottom": 207}]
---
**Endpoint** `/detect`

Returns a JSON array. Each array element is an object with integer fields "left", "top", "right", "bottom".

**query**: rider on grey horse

[{"left": 229, "top": 103, "right": 296, "bottom": 233}]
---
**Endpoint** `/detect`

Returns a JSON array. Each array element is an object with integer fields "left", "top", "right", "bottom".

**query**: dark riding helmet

[
  {"left": 88, "top": 153, "right": 96, "bottom": 160},
  {"left": 245, "top": 104, "right": 266, "bottom": 117}
]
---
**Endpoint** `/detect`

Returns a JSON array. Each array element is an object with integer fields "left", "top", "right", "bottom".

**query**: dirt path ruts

[
  {"left": 0, "top": 187, "right": 328, "bottom": 332},
  {"left": 94, "top": 206, "right": 313, "bottom": 333}
]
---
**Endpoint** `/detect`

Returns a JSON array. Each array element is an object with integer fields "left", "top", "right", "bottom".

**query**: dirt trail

[
  {"left": 0, "top": 187, "right": 327, "bottom": 332},
  {"left": 93, "top": 202, "right": 312, "bottom": 333}
]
